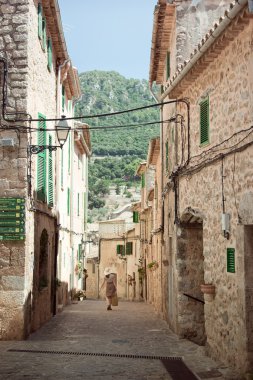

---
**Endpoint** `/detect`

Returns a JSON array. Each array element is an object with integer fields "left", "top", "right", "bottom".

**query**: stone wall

[
  {"left": 0, "top": 0, "right": 30, "bottom": 340},
  {"left": 163, "top": 20, "right": 253, "bottom": 373}
]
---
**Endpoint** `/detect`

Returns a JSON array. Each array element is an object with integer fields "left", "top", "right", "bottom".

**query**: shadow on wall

[{"left": 0, "top": 291, "right": 32, "bottom": 340}]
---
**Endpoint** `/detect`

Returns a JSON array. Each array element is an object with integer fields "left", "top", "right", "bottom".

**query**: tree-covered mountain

[
  {"left": 76, "top": 71, "right": 160, "bottom": 157},
  {"left": 75, "top": 71, "right": 160, "bottom": 220}
]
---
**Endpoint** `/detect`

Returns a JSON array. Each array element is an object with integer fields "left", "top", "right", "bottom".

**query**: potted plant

[
  {"left": 147, "top": 260, "right": 158, "bottom": 271},
  {"left": 73, "top": 289, "right": 86, "bottom": 301},
  {"left": 200, "top": 283, "right": 215, "bottom": 301}
]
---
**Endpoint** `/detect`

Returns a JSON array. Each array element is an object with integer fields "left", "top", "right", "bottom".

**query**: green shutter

[
  {"left": 165, "top": 141, "right": 169, "bottom": 171},
  {"left": 200, "top": 98, "right": 209, "bottom": 145},
  {"left": 227, "top": 248, "right": 235, "bottom": 273},
  {"left": 67, "top": 188, "right": 70, "bottom": 216},
  {"left": 126, "top": 242, "right": 133, "bottom": 255},
  {"left": 48, "top": 135, "right": 53, "bottom": 207},
  {"left": 166, "top": 52, "right": 170, "bottom": 80},
  {"left": 77, "top": 193, "right": 80, "bottom": 216},
  {"left": 78, "top": 244, "right": 82, "bottom": 261},
  {"left": 42, "top": 17, "right": 46, "bottom": 50},
  {"left": 37, "top": 114, "right": 46, "bottom": 202},
  {"left": 141, "top": 173, "right": 145, "bottom": 188},
  {"left": 47, "top": 38, "right": 52, "bottom": 71},
  {"left": 62, "top": 86, "right": 65, "bottom": 112},
  {"left": 116, "top": 245, "right": 125, "bottom": 255},
  {"left": 133, "top": 211, "right": 139, "bottom": 223},
  {"left": 38, "top": 3, "right": 42, "bottom": 39}
]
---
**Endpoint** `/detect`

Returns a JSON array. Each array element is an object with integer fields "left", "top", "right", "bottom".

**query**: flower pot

[
  {"left": 201, "top": 284, "right": 215, "bottom": 301},
  {"left": 200, "top": 284, "right": 215, "bottom": 294}
]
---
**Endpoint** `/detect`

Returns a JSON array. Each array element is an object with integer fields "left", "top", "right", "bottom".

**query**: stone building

[
  {"left": 149, "top": 0, "right": 253, "bottom": 375},
  {"left": 98, "top": 219, "right": 141, "bottom": 302},
  {"left": 0, "top": 0, "right": 88, "bottom": 339},
  {"left": 135, "top": 139, "right": 164, "bottom": 314}
]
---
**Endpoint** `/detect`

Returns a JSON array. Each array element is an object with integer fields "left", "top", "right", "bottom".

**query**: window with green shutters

[
  {"left": 38, "top": 3, "right": 42, "bottom": 39},
  {"left": 166, "top": 52, "right": 170, "bottom": 80},
  {"left": 126, "top": 242, "right": 133, "bottom": 255},
  {"left": 67, "top": 188, "right": 70, "bottom": 216},
  {"left": 133, "top": 211, "right": 139, "bottom": 223},
  {"left": 116, "top": 245, "right": 125, "bottom": 256},
  {"left": 48, "top": 135, "right": 53, "bottom": 207},
  {"left": 141, "top": 173, "right": 145, "bottom": 188},
  {"left": 165, "top": 141, "right": 169, "bottom": 171},
  {"left": 37, "top": 114, "right": 47, "bottom": 202},
  {"left": 77, "top": 193, "right": 80, "bottom": 216},
  {"left": 47, "top": 38, "right": 52, "bottom": 71},
  {"left": 200, "top": 98, "right": 209, "bottom": 145}
]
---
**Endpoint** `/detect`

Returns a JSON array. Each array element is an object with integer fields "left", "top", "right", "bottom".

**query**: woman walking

[{"left": 100, "top": 268, "right": 117, "bottom": 310}]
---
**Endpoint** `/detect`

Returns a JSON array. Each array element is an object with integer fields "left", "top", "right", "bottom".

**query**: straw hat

[{"left": 104, "top": 267, "right": 112, "bottom": 276}]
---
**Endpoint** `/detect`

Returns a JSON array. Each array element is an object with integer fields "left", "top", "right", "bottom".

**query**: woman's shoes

[{"left": 107, "top": 305, "right": 112, "bottom": 310}]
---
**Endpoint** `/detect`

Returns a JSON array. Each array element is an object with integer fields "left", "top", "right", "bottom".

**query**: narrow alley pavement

[{"left": 0, "top": 300, "right": 239, "bottom": 380}]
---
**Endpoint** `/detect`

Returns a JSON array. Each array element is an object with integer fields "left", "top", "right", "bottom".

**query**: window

[
  {"left": 200, "top": 98, "right": 209, "bottom": 145},
  {"left": 116, "top": 245, "right": 125, "bottom": 256},
  {"left": 38, "top": 3, "right": 43, "bottom": 39},
  {"left": 78, "top": 244, "right": 82, "bottom": 261},
  {"left": 133, "top": 211, "right": 139, "bottom": 223},
  {"left": 77, "top": 193, "right": 80, "bottom": 216},
  {"left": 48, "top": 135, "right": 53, "bottom": 207},
  {"left": 37, "top": 114, "right": 47, "bottom": 202},
  {"left": 47, "top": 38, "right": 52, "bottom": 71},
  {"left": 67, "top": 188, "right": 70, "bottom": 216},
  {"left": 126, "top": 242, "right": 133, "bottom": 255},
  {"left": 166, "top": 52, "right": 170, "bottom": 80}
]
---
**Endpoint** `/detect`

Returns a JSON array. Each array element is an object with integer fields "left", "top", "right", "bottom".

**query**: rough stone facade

[
  {"left": 161, "top": 6, "right": 253, "bottom": 376},
  {"left": 0, "top": 0, "right": 83, "bottom": 339}
]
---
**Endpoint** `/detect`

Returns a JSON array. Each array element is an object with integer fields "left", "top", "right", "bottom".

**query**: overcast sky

[{"left": 58, "top": 0, "right": 158, "bottom": 80}]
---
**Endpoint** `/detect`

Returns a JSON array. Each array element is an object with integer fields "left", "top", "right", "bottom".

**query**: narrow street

[{"left": 0, "top": 300, "right": 238, "bottom": 380}]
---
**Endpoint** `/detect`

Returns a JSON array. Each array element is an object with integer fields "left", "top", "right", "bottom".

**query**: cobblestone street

[{"left": 0, "top": 300, "right": 239, "bottom": 380}]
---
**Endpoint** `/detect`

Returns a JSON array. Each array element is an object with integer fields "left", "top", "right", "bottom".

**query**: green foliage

[
  {"left": 76, "top": 71, "right": 160, "bottom": 217},
  {"left": 76, "top": 71, "right": 160, "bottom": 157}
]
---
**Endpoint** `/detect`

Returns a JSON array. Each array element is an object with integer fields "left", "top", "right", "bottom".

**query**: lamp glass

[{"left": 56, "top": 116, "right": 70, "bottom": 146}]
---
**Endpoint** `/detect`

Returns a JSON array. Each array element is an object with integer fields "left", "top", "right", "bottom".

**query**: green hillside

[
  {"left": 75, "top": 71, "right": 160, "bottom": 220},
  {"left": 76, "top": 71, "right": 160, "bottom": 157}
]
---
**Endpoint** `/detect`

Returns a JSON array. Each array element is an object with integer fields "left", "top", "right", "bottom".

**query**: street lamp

[{"left": 29, "top": 115, "right": 70, "bottom": 154}]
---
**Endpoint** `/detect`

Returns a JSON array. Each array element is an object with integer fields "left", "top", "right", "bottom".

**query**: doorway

[{"left": 177, "top": 214, "right": 206, "bottom": 345}]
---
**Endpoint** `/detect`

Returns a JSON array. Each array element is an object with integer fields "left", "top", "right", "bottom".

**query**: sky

[{"left": 58, "top": 0, "right": 158, "bottom": 80}]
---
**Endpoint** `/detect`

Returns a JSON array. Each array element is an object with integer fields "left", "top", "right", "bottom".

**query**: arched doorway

[{"left": 177, "top": 207, "right": 206, "bottom": 345}]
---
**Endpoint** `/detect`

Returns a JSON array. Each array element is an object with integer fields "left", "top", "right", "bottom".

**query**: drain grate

[
  {"left": 8, "top": 348, "right": 181, "bottom": 361},
  {"left": 161, "top": 359, "right": 199, "bottom": 380}
]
